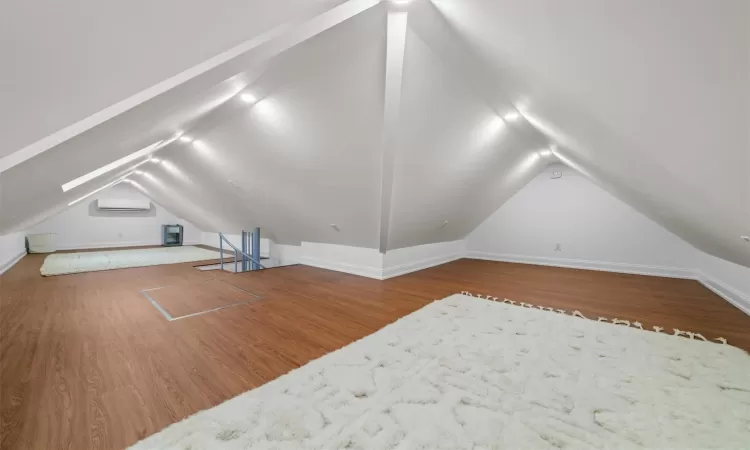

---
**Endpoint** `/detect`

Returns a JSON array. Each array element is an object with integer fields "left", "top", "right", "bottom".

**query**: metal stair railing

[{"left": 218, "top": 232, "right": 266, "bottom": 272}]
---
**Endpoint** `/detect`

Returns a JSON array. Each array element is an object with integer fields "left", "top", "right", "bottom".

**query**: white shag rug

[
  {"left": 40, "top": 246, "right": 222, "bottom": 276},
  {"left": 130, "top": 294, "right": 750, "bottom": 450}
]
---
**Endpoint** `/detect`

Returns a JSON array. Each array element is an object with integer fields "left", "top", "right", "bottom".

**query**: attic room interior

[{"left": 1, "top": 0, "right": 749, "bottom": 448}]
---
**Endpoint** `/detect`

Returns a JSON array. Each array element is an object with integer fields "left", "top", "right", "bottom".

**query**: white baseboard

[
  {"left": 466, "top": 251, "right": 695, "bottom": 279},
  {"left": 299, "top": 256, "right": 383, "bottom": 280},
  {"left": 696, "top": 271, "right": 750, "bottom": 316},
  {"left": 298, "top": 240, "right": 464, "bottom": 280},
  {"left": 54, "top": 241, "right": 200, "bottom": 251},
  {"left": 301, "top": 253, "right": 463, "bottom": 280},
  {"left": 0, "top": 251, "right": 27, "bottom": 275},
  {"left": 381, "top": 253, "right": 463, "bottom": 280},
  {"left": 294, "top": 242, "right": 750, "bottom": 318},
  {"left": 468, "top": 251, "right": 750, "bottom": 317}
]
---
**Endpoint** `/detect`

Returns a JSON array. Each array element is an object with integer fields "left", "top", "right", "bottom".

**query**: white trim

[
  {"left": 296, "top": 241, "right": 750, "bottom": 318},
  {"left": 54, "top": 241, "right": 200, "bottom": 251},
  {"left": 381, "top": 253, "right": 463, "bottom": 279},
  {"left": 297, "top": 241, "right": 465, "bottom": 280},
  {"left": 466, "top": 251, "right": 695, "bottom": 279},
  {"left": 695, "top": 271, "right": 750, "bottom": 316},
  {"left": 0, "top": 251, "right": 27, "bottom": 275},
  {"left": 467, "top": 251, "right": 750, "bottom": 317},
  {"left": 377, "top": 8, "right": 408, "bottom": 253},
  {"left": 299, "top": 256, "right": 383, "bottom": 280},
  {"left": 300, "top": 253, "right": 464, "bottom": 281}
]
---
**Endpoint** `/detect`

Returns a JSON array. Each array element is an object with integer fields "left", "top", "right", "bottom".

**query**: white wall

[
  {"left": 0, "top": 231, "right": 26, "bottom": 274},
  {"left": 27, "top": 183, "right": 202, "bottom": 250},
  {"left": 696, "top": 252, "right": 750, "bottom": 315},
  {"left": 467, "top": 164, "right": 698, "bottom": 278},
  {"left": 383, "top": 240, "right": 465, "bottom": 279},
  {"left": 466, "top": 163, "right": 750, "bottom": 314},
  {"left": 299, "top": 242, "right": 384, "bottom": 279},
  {"left": 281, "top": 240, "right": 465, "bottom": 280},
  {"left": 270, "top": 242, "right": 303, "bottom": 266}
]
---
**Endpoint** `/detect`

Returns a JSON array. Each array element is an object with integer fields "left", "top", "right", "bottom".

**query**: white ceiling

[
  {"left": 1, "top": 0, "right": 748, "bottom": 267},
  {"left": 0, "top": 0, "right": 344, "bottom": 159},
  {"left": 432, "top": 0, "right": 750, "bottom": 266},
  {"left": 389, "top": 27, "right": 549, "bottom": 249}
]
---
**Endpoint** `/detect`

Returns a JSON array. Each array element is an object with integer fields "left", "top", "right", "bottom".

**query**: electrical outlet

[
  {"left": 554, "top": 243, "right": 562, "bottom": 252},
  {"left": 551, "top": 171, "right": 562, "bottom": 179}
]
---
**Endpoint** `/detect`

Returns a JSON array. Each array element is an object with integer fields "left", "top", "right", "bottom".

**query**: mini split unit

[{"left": 96, "top": 198, "right": 151, "bottom": 211}]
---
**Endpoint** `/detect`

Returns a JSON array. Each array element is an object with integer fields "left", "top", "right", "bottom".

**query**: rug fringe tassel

[{"left": 458, "top": 291, "right": 728, "bottom": 345}]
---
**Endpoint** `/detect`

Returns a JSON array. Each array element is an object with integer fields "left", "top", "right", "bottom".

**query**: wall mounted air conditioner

[{"left": 96, "top": 198, "right": 151, "bottom": 211}]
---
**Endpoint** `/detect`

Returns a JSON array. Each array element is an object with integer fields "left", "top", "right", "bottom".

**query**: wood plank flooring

[
  {"left": 2, "top": 254, "right": 749, "bottom": 449},
  {"left": 145, "top": 278, "right": 261, "bottom": 319}
]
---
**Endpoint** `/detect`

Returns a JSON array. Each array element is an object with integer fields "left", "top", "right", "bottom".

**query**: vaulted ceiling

[{"left": 1, "top": 0, "right": 748, "bottom": 266}]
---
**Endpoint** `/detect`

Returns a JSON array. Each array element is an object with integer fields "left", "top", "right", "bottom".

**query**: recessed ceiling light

[
  {"left": 240, "top": 92, "right": 256, "bottom": 103},
  {"left": 179, "top": 136, "right": 193, "bottom": 143},
  {"left": 61, "top": 140, "right": 163, "bottom": 192},
  {"left": 502, "top": 111, "right": 521, "bottom": 122}
]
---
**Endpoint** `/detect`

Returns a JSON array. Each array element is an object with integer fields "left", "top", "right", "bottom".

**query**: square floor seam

[{"left": 141, "top": 279, "right": 263, "bottom": 321}]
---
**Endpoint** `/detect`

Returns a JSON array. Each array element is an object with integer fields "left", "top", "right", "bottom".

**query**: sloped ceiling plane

[{"left": 0, "top": 0, "right": 748, "bottom": 267}]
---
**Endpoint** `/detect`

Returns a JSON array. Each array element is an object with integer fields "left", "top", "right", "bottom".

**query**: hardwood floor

[
  {"left": 145, "top": 278, "right": 261, "bottom": 319},
  {"left": 1, "top": 254, "right": 749, "bottom": 449}
]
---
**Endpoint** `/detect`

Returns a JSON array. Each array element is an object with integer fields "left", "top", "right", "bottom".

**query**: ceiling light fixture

[
  {"left": 127, "top": 179, "right": 146, "bottom": 191},
  {"left": 489, "top": 116, "right": 505, "bottom": 129},
  {"left": 484, "top": 116, "right": 506, "bottom": 135},
  {"left": 240, "top": 92, "right": 256, "bottom": 103},
  {"left": 61, "top": 140, "right": 163, "bottom": 192},
  {"left": 159, "top": 160, "right": 192, "bottom": 185},
  {"left": 502, "top": 111, "right": 521, "bottom": 122}
]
